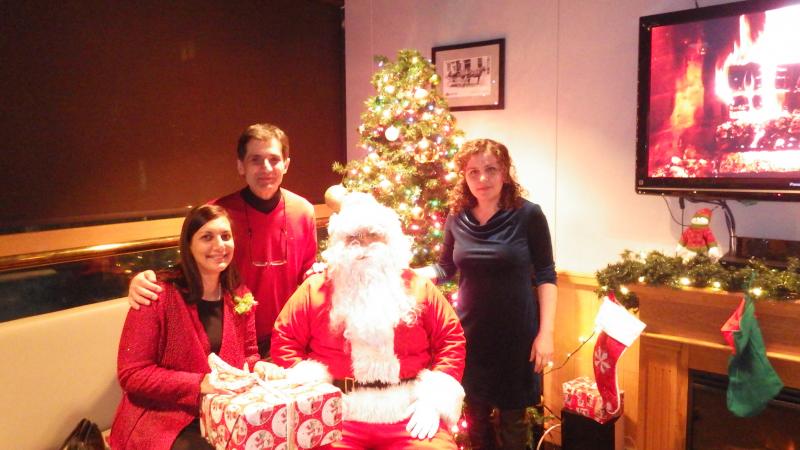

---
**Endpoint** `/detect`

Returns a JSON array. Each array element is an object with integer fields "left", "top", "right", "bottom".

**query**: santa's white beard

[{"left": 327, "top": 241, "right": 417, "bottom": 383}]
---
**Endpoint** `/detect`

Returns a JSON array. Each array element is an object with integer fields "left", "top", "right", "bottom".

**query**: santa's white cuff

[
  {"left": 286, "top": 359, "right": 332, "bottom": 384},
  {"left": 413, "top": 370, "right": 465, "bottom": 426},
  {"left": 595, "top": 298, "right": 646, "bottom": 346}
]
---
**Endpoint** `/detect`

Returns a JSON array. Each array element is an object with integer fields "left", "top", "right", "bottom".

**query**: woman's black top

[
  {"left": 197, "top": 299, "right": 223, "bottom": 354},
  {"left": 435, "top": 199, "right": 556, "bottom": 409}
]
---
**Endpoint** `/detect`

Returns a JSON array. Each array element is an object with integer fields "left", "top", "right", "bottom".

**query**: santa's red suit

[{"left": 271, "top": 269, "right": 466, "bottom": 450}]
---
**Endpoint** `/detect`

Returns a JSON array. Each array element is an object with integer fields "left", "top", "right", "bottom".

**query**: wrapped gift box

[
  {"left": 201, "top": 380, "right": 343, "bottom": 450},
  {"left": 562, "top": 376, "right": 622, "bottom": 424}
]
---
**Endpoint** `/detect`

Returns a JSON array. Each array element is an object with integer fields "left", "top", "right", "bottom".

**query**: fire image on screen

[{"left": 647, "top": 4, "right": 800, "bottom": 178}]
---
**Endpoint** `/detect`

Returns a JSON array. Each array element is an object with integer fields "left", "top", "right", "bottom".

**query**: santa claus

[{"left": 271, "top": 193, "right": 466, "bottom": 449}]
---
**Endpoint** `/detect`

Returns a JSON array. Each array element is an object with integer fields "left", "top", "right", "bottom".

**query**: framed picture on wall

[{"left": 431, "top": 38, "right": 505, "bottom": 111}]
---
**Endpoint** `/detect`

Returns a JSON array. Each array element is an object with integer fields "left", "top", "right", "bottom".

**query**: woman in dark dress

[{"left": 418, "top": 139, "right": 557, "bottom": 450}]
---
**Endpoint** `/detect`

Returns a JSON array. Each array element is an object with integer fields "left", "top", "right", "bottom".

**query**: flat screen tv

[{"left": 636, "top": 0, "right": 800, "bottom": 201}]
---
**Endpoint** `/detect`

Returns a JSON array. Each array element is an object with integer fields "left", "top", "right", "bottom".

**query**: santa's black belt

[{"left": 332, "top": 377, "right": 415, "bottom": 394}]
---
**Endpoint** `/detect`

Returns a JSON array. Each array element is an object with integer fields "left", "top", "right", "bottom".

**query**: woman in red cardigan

[{"left": 110, "top": 205, "right": 267, "bottom": 450}]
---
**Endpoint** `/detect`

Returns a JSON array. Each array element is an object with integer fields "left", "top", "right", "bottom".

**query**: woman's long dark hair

[{"left": 164, "top": 204, "right": 240, "bottom": 304}]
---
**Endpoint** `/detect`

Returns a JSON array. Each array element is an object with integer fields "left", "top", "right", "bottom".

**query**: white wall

[{"left": 344, "top": 0, "right": 800, "bottom": 275}]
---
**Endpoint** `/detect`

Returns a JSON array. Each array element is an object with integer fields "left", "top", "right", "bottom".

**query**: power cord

[
  {"left": 535, "top": 423, "right": 561, "bottom": 450},
  {"left": 542, "top": 329, "right": 597, "bottom": 376},
  {"left": 661, "top": 195, "right": 685, "bottom": 227}
]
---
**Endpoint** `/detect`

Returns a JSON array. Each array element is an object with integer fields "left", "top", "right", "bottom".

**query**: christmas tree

[{"left": 333, "top": 49, "right": 465, "bottom": 268}]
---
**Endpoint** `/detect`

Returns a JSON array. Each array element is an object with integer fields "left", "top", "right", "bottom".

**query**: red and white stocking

[{"left": 592, "top": 292, "right": 646, "bottom": 416}]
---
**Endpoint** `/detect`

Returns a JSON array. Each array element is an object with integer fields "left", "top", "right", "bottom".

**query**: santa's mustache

[{"left": 330, "top": 241, "right": 394, "bottom": 270}]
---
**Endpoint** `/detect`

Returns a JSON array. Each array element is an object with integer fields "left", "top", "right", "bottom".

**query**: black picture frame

[{"left": 432, "top": 38, "right": 505, "bottom": 111}]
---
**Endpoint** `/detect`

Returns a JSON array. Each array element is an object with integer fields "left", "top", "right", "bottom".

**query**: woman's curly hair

[{"left": 448, "top": 138, "right": 526, "bottom": 215}]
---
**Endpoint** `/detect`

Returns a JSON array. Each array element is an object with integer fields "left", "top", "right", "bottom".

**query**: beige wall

[{"left": 344, "top": 0, "right": 800, "bottom": 275}]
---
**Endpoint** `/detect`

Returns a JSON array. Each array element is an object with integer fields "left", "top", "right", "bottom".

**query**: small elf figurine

[{"left": 676, "top": 208, "right": 722, "bottom": 261}]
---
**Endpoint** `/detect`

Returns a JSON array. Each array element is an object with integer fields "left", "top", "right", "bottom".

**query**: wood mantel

[{"left": 634, "top": 285, "right": 800, "bottom": 450}]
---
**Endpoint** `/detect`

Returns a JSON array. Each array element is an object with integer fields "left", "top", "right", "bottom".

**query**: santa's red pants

[{"left": 322, "top": 418, "right": 456, "bottom": 450}]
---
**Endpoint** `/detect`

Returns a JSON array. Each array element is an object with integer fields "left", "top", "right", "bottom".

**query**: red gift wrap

[
  {"left": 562, "top": 377, "right": 622, "bottom": 424},
  {"left": 201, "top": 380, "right": 343, "bottom": 450}
]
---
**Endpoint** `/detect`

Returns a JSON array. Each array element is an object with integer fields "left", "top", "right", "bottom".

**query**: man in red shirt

[{"left": 128, "top": 123, "right": 316, "bottom": 354}]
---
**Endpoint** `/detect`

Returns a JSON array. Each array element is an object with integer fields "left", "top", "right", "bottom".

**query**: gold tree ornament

[
  {"left": 324, "top": 184, "right": 347, "bottom": 213},
  {"left": 384, "top": 125, "right": 401, "bottom": 141}
]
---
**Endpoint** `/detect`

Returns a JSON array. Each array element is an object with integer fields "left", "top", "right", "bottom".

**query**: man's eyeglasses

[{"left": 245, "top": 202, "right": 288, "bottom": 267}]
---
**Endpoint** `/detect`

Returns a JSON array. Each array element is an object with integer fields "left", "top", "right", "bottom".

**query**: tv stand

[{"left": 720, "top": 236, "right": 800, "bottom": 269}]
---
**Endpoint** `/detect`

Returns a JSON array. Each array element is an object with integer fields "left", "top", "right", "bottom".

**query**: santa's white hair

[
  {"left": 322, "top": 192, "right": 417, "bottom": 383},
  {"left": 323, "top": 192, "right": 413, "bottom": 268}
]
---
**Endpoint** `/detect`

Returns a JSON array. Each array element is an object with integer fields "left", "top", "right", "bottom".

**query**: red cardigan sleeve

[
  {"left": 117, "top": 286, "right": 205, "bottom": 410},
  {"left": 244, "top": 315, "right": 261, "bottom": 370}
]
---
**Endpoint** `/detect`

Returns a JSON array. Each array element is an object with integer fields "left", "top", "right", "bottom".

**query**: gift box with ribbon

[
  {"left": 200, "top": 379, "right": 343, "bottom": 450},
  {"left": 562, "top": 376, "right": 622, "bottom": 424}
]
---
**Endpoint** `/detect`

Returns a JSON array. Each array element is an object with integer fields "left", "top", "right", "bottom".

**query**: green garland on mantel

[{"left": 595, "top": 250, "right": 800, "bottom": 310}]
